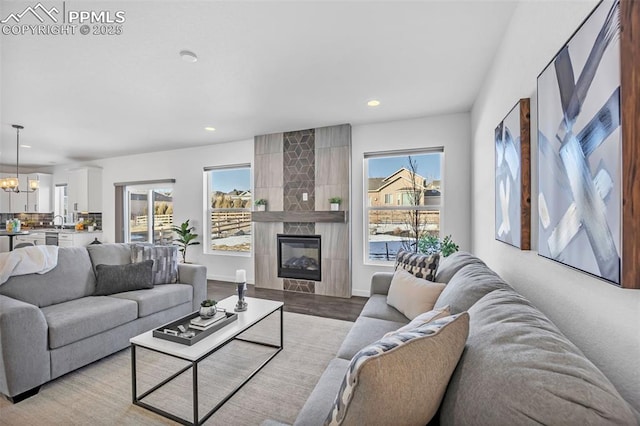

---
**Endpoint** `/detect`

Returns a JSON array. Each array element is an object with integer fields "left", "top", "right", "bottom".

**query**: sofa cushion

[
  {"left": 387, "top": 269, "right": 445, "bottom": 319},
  {"left": 394, "top": 250, "right": 439, "bottom": 281},
  {"left": 131, "top": 244, "right": 178, "bottom": 284},
  {"left": 293, "top": 357, "right": 351, "bottom": 426},
  {"left": 326, "top": 313, "right": 469, "bottom": 426},
  {"left": 87, "top": 243, "right": 131, "bottom": 276},
  {"left": 434, "top": 262, "right": 511, "bottom": 314},
  {"left": 41, "top": 296, "right": 138, "bottom": 349},
  {"left": 336, "top": 316, "right": 408, "bottom": 361},
  {"left": 434, "top": 251, "right": 486, "bottom": 283},
  {"left": 110, "top": 284, "right": 192, "bottom": 317},
  {"left": 359, "top": 294, "right": 409, "bottom": 323},
  {"left": 94, "top": 260, "right": 154, "bottom": 296},
  {"left": 0, "top": 247, "right": 96, "bottom": 308},
  {"left": 384, "top": 305, "right": 450, "bottom": 337},
  {"left": 440, "top": 290, "right": 637, "bottom": 426}
]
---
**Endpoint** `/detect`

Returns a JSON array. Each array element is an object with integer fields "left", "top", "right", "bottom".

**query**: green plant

[
  {"left": 254, "top": 199, "right": 267, "bottom": 205},
  {"left": 200, "top": 299, "right": 217, "bottom": 307},
  {"left": 417, "top": 234, "right": 459, "bottom": 257},
  {"left": 171, "top": 219, "right": 200, "bottom": 263},
  {"left": 329, "top": 197, "right": 342, "bottom": 204}
]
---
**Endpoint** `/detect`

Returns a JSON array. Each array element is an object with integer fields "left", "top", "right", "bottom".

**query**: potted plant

[
  {"left": 171, "top": 219, "right": 200, "bottom": 263},
  {"left": 199, "top": 299, "right": 217, "bottom": 319},
  {"left": 255, "top": 199, "right": 267, "bottom": 211},
  {"left": 417, "top": 234, "right": 459, "bottom": 257},
  {"left": 329, "top": 197, "right": 342, "bottom": 211}
]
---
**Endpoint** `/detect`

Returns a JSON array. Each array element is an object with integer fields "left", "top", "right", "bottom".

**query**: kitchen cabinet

[
  {"left": 0, "top": 173, "right": 11, "bottom": 212},
  {"left": 9, "top": 176, "right": 28, "bottom": 213},
  {"left": 58, "top": 232, "right": 102, "bottom": 247},
  {"left": 14, "top": 232, "right": 46, "bottom": 246},
  {"left": 67, "top": 167, "right": 102, "bottom": 213},
  {"left": 26, "top": 173, "right": 53, "bottom": 213}
]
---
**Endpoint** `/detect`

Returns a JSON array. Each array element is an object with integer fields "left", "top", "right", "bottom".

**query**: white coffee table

[{"left": 130, "top": 296, "right": 283, "bottom": 425}]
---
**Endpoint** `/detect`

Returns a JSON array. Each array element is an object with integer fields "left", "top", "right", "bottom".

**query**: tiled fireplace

[{"left": 253, "top": 124, "right": 351, "bottom": 298}]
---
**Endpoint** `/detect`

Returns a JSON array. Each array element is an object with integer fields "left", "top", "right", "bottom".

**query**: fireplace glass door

[{"left": 277, "top": 235, "right": 321, "bottom": 281}]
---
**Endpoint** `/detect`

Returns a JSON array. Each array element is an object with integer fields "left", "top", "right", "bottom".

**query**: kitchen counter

[{"left": 25, "top": 229, "right": 103, "bottom": 234}]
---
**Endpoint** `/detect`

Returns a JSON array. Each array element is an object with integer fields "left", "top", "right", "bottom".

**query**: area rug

[{"left": 0, "top": 312, "right": 353, "bottom": 425}]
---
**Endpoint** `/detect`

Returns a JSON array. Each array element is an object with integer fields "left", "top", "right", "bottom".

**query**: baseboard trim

[{"left": 351, "top": 289, "right": 370, "bottom": 298}]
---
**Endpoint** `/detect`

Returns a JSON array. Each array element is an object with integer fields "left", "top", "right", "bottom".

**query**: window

[
  {"left": 205, "top": 164, "right": 251, "bottom": 253},
  {"left": 123, "top": 182, "right": 174, "bottom": 244},
  {"left": 365, "top": 149, "right": 443, "bottom": 262}
]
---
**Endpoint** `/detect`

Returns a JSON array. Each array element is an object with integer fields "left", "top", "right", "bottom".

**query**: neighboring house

[{"left": 368, "top": 168, "right": 440, "bottom": 207}]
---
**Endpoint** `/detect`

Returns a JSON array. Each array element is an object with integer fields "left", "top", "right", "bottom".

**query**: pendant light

[{"left": 0, "top": 124, "right": 39, "bottom": 193}]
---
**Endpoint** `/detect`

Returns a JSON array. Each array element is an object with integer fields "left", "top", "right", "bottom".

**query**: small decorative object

[
  {"left": 329, "top": 197, "right": 342, "bottom": 211},
  {"left": 234, "top": 269, "right": 248, "bottom": 312},
  {"left": 5, "top": 219, "right": 20, "bottom": 233},
  {"left": 171, "top": 219, "right": 200, "bottom": 263},
  {"left": 417, "top": 234, "right": 459, "bottom": 257},
  {"left": 255, "top": 199, "right": 267, "bottom": 212},
  {"left": 199, "top": 299, "right": 217, "bottom": 319}
]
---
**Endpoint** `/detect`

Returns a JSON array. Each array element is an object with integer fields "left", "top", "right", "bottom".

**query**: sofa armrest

[
  {"left": 178, "top": 263, "right": 207, "bottom": 311},
  {"left": 370, "top": 272, "right": 394, "bottom": 295},
  {"left": 0, "top": 295, "right": 50, "bottom": 398}
]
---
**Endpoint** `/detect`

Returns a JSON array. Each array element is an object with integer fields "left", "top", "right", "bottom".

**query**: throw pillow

[
  {"left": 383, "top": 305, "right": 450, "bottom": 337},
  {"left": 324, "top": 313, "right": 470, "bottom": 426},
  {"left": 395, "top": 249, "right": 439, "bottom": 281},
  {"left": 131, "top": 244, "right": 178, "bottom": 284},
  {"left": 387, "top": 269, "right": 446, "bottom": 319},
  {"left": 94, "top": 260, "right": 154, "bottom": 296}
]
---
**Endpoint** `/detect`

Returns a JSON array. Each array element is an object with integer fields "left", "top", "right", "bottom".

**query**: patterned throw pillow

[
  {"left": 131, "top": 244, "right": 178, "bottom": 285},
  {"left": 325, "top": 313, "right": 469, "bottom": 426},
  {"left": 395, "top": 249, "right": 439, "bottom": 281}
]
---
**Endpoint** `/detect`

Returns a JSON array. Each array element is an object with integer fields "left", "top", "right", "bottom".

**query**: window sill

[{"left": 204, "top": 250, "right": 252, "bottom": 258}]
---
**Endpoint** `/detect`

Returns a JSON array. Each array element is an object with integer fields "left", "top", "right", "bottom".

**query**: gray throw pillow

[
  {"left": 131, "top": 244, "right": 178, "bottom": 284},
  {"left": 94, "top": 260, "right": 154, "bottom": 296},
  {"left": 395, "top": 249, "right": 439, "bottom": 281}
]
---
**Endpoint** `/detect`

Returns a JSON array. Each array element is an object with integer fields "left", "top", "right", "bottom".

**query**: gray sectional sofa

[
  {"left": 275, "top": 252, "right": 638, "bottom": 425},
  {"left": 0, "top": 243, "right": 206, "bottom": 402}
]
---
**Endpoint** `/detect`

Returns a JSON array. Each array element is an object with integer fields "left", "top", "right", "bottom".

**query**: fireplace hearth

[{"left": 277, "top": 234, "right": 321, "bottom": 281}]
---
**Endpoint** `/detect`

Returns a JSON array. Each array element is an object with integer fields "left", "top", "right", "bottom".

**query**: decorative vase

[
  {"left": 199, "top": 305, "right": 217, "bottom": 319},
  {"left": 330, "top": 203, "right": 340, "bottom": 211},
  {"left": 257, "top": 204, "right": 266, "bottom": 212}
]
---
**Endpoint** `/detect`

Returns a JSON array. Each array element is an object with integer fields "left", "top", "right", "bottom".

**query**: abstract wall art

[
  {"left": 537, "top": 0, "right": 621, "bottom": 284},
  {"left": 495, "top": 99, "right": 530, "bottom": 250}
]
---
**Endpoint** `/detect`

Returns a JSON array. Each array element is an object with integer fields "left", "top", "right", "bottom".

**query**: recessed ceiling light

[
  {"left": 180, "top": 50, "right": 198, "bottom": 63},
  {"left": 20, "top": 144, "right": 31, "bottom": 148},
  {"left": 367, "top": 99, "right": 381, "bottom": 107},
  {"left": 205, "top": 127, "right": 216, "bottom": 132}
]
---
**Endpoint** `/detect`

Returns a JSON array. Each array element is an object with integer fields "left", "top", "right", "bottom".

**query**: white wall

[
  {"left": 53, "top": 139, "right": 255, "bottom": 283},
  {"left": 471, "top": 0, "right": 640, "bottom": 411},
  {"left": 351, "top": 113, "right": 472, "bottom": 297}
]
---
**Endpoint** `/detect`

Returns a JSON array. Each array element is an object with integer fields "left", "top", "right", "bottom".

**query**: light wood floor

[{"left": 207, "top": 280, "right": 367, "bottom": 322}]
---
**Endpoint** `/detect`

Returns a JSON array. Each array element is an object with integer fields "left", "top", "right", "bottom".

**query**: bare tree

[{"left": 401, "top": 156, "right": 426, "bottom": 253}]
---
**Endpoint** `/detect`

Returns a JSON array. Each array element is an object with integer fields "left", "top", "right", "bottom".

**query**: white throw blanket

[{"left": 0, "top": 245, "right": 59, "bottom": 285}]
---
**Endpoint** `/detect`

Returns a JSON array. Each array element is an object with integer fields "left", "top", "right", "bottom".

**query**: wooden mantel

[{"left": 252, "top": 211, "right": 347, "bottom": 223}]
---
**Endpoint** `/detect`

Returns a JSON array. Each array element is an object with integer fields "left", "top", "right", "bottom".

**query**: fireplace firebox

[{"left": 277, "top": 234, "right": 321, "bottom": 281}]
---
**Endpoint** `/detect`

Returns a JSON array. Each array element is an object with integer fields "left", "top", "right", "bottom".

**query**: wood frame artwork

[{"left": 495, "top": 98, "right": 531, "bottom": 250}]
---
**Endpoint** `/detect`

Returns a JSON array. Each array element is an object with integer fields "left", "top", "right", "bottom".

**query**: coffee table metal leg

[
  {"left": 131, "top": 345, "right": 137, "bottom": 403},
  {"left": 193, "top": 361, "right": 199, "bottom": 425}
]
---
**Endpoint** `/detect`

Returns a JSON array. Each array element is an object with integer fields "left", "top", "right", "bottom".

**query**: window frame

[
  {"left": 121, "top": 182, "right": 174, "bottom": 245},
  {"left": 204, "top": 163, "right": 252, "bottom": 257},
  {"left": 363, "top": 148, "right": 444, "bottom": 266}
]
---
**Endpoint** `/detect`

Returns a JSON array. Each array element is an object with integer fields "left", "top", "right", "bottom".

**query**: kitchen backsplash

[{"left": 0, "top": 212, "right": 102, "bottom": 229}]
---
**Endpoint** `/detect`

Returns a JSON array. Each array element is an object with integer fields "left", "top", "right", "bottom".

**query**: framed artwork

[
  {"left": 495, "top": 99, "right": 530, "bottom": 249},
  {"left": 537, "top": 0, "right": 621, "bottom": 284}
]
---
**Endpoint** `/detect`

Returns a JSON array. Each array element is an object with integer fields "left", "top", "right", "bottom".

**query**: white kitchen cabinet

[
  {"left": 58, "top": 232, "right": 102, "bottom": 247},
  {"left": 67, "top": 167, "right": 102, "bottom": 213},
  {"left": 26, "top": 173, "right": 53, "bottom": 213},
  {"left": 9, "top": 175, "right": 28, "bottom": 213},
  {"left": 0, "top": 173, "right": 11, "bottom": 212},
  {"left": 14, "top": 232, "right": 46, "bottom": 246}
]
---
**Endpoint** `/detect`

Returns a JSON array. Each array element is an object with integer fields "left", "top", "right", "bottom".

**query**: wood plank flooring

[{"left": 207, "top": 280, "right": 367, "bottom": 322}]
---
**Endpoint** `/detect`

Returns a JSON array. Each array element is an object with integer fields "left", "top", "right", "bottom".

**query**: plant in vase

[
  {"left": 200, "top": 299, "right": 217, "bottom": 319},
  {"left": 171, "top": 219, "right": 200, "bottom": 263},
  {"left": 329, "top": 197, "right": 342, "bottom": 211},
  {"left": 417, "top": 234, "right": 459, "bottom": 257},
  {"left": 255, "top": 199, "right": 267, "bottom": 211}
]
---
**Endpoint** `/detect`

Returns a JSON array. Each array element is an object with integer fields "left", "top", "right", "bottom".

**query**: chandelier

[{"left": 0, "top": 124, "right": 39, "bottom": 193}]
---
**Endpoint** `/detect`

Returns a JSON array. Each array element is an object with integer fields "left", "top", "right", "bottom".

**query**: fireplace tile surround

[{"left": 253, "top": 124, "right": 351, "bottom": 298}]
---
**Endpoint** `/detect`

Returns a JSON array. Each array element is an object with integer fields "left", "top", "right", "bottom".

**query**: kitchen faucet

[{"left": 53, "top": 215, "right": 64, "bottom": 230}]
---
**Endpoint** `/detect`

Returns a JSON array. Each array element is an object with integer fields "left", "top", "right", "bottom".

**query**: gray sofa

[
  {"left": 274, "top": 252, "right": 638, "bottom": 425},
  {"left": 0, "top": 243, "right": 207, "bottom": 402}
]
